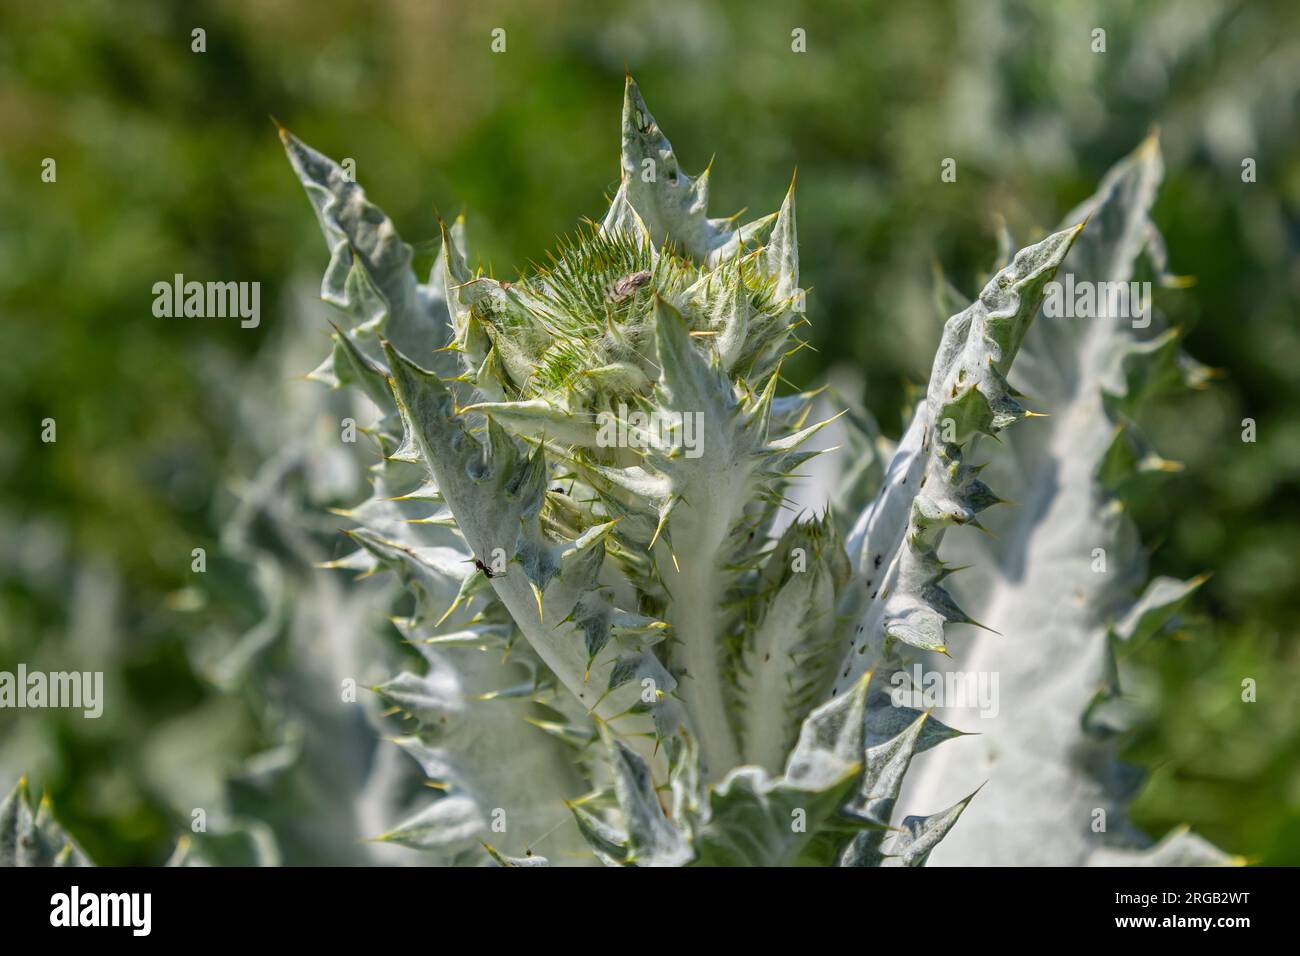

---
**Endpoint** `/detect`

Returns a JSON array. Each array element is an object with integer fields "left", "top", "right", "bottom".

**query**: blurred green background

[{"left": 1, "top": 0, "right": 1297, "bottom": 864}]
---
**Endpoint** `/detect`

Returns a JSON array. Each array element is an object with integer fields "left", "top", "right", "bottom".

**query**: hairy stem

[{"left": 659, "top": 503, "right": 743, "bottom": 779}]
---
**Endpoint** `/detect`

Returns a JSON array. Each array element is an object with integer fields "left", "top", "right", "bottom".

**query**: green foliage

[{"left": 2, "top": 0, "right": 1295, "bottom": 865}]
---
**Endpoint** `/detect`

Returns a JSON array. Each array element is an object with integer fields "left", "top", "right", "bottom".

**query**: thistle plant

[
  {"left": 1, "top": 776, "right": 91, "bottom": 867},
  {"left": 266, "top": 76, "right": 1210, "bottom": 867}
]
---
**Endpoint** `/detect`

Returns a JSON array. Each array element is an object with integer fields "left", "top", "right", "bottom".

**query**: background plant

[{"left": 1, "top": 0, "right": 1296, "bottom": 863}]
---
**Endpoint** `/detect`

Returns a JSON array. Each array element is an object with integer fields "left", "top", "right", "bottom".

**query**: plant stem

[{"left": 658, "top": 506, "right": 743, "bottom": 779}]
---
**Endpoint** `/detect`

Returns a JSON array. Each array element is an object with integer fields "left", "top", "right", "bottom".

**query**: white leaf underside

[{"left": 895, "top": 137, "right": 1233, "bottom": 866}]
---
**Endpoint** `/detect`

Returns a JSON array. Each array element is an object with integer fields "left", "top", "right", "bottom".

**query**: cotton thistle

[
  {"left": 0, "top": 777, "right": 91, "bottom": 867},
  {"left": 275, "top": 75, "right": 1087, "bottom": 866}
]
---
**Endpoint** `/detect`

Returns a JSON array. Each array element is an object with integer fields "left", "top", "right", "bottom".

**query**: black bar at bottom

[{"left": 0, "top": 864, "right": 1277, "bottom": 942}]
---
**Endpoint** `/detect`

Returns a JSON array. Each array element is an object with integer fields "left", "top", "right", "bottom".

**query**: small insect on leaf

[{"left": 609, "top": 270, "right": 652, "bottom": 302}]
